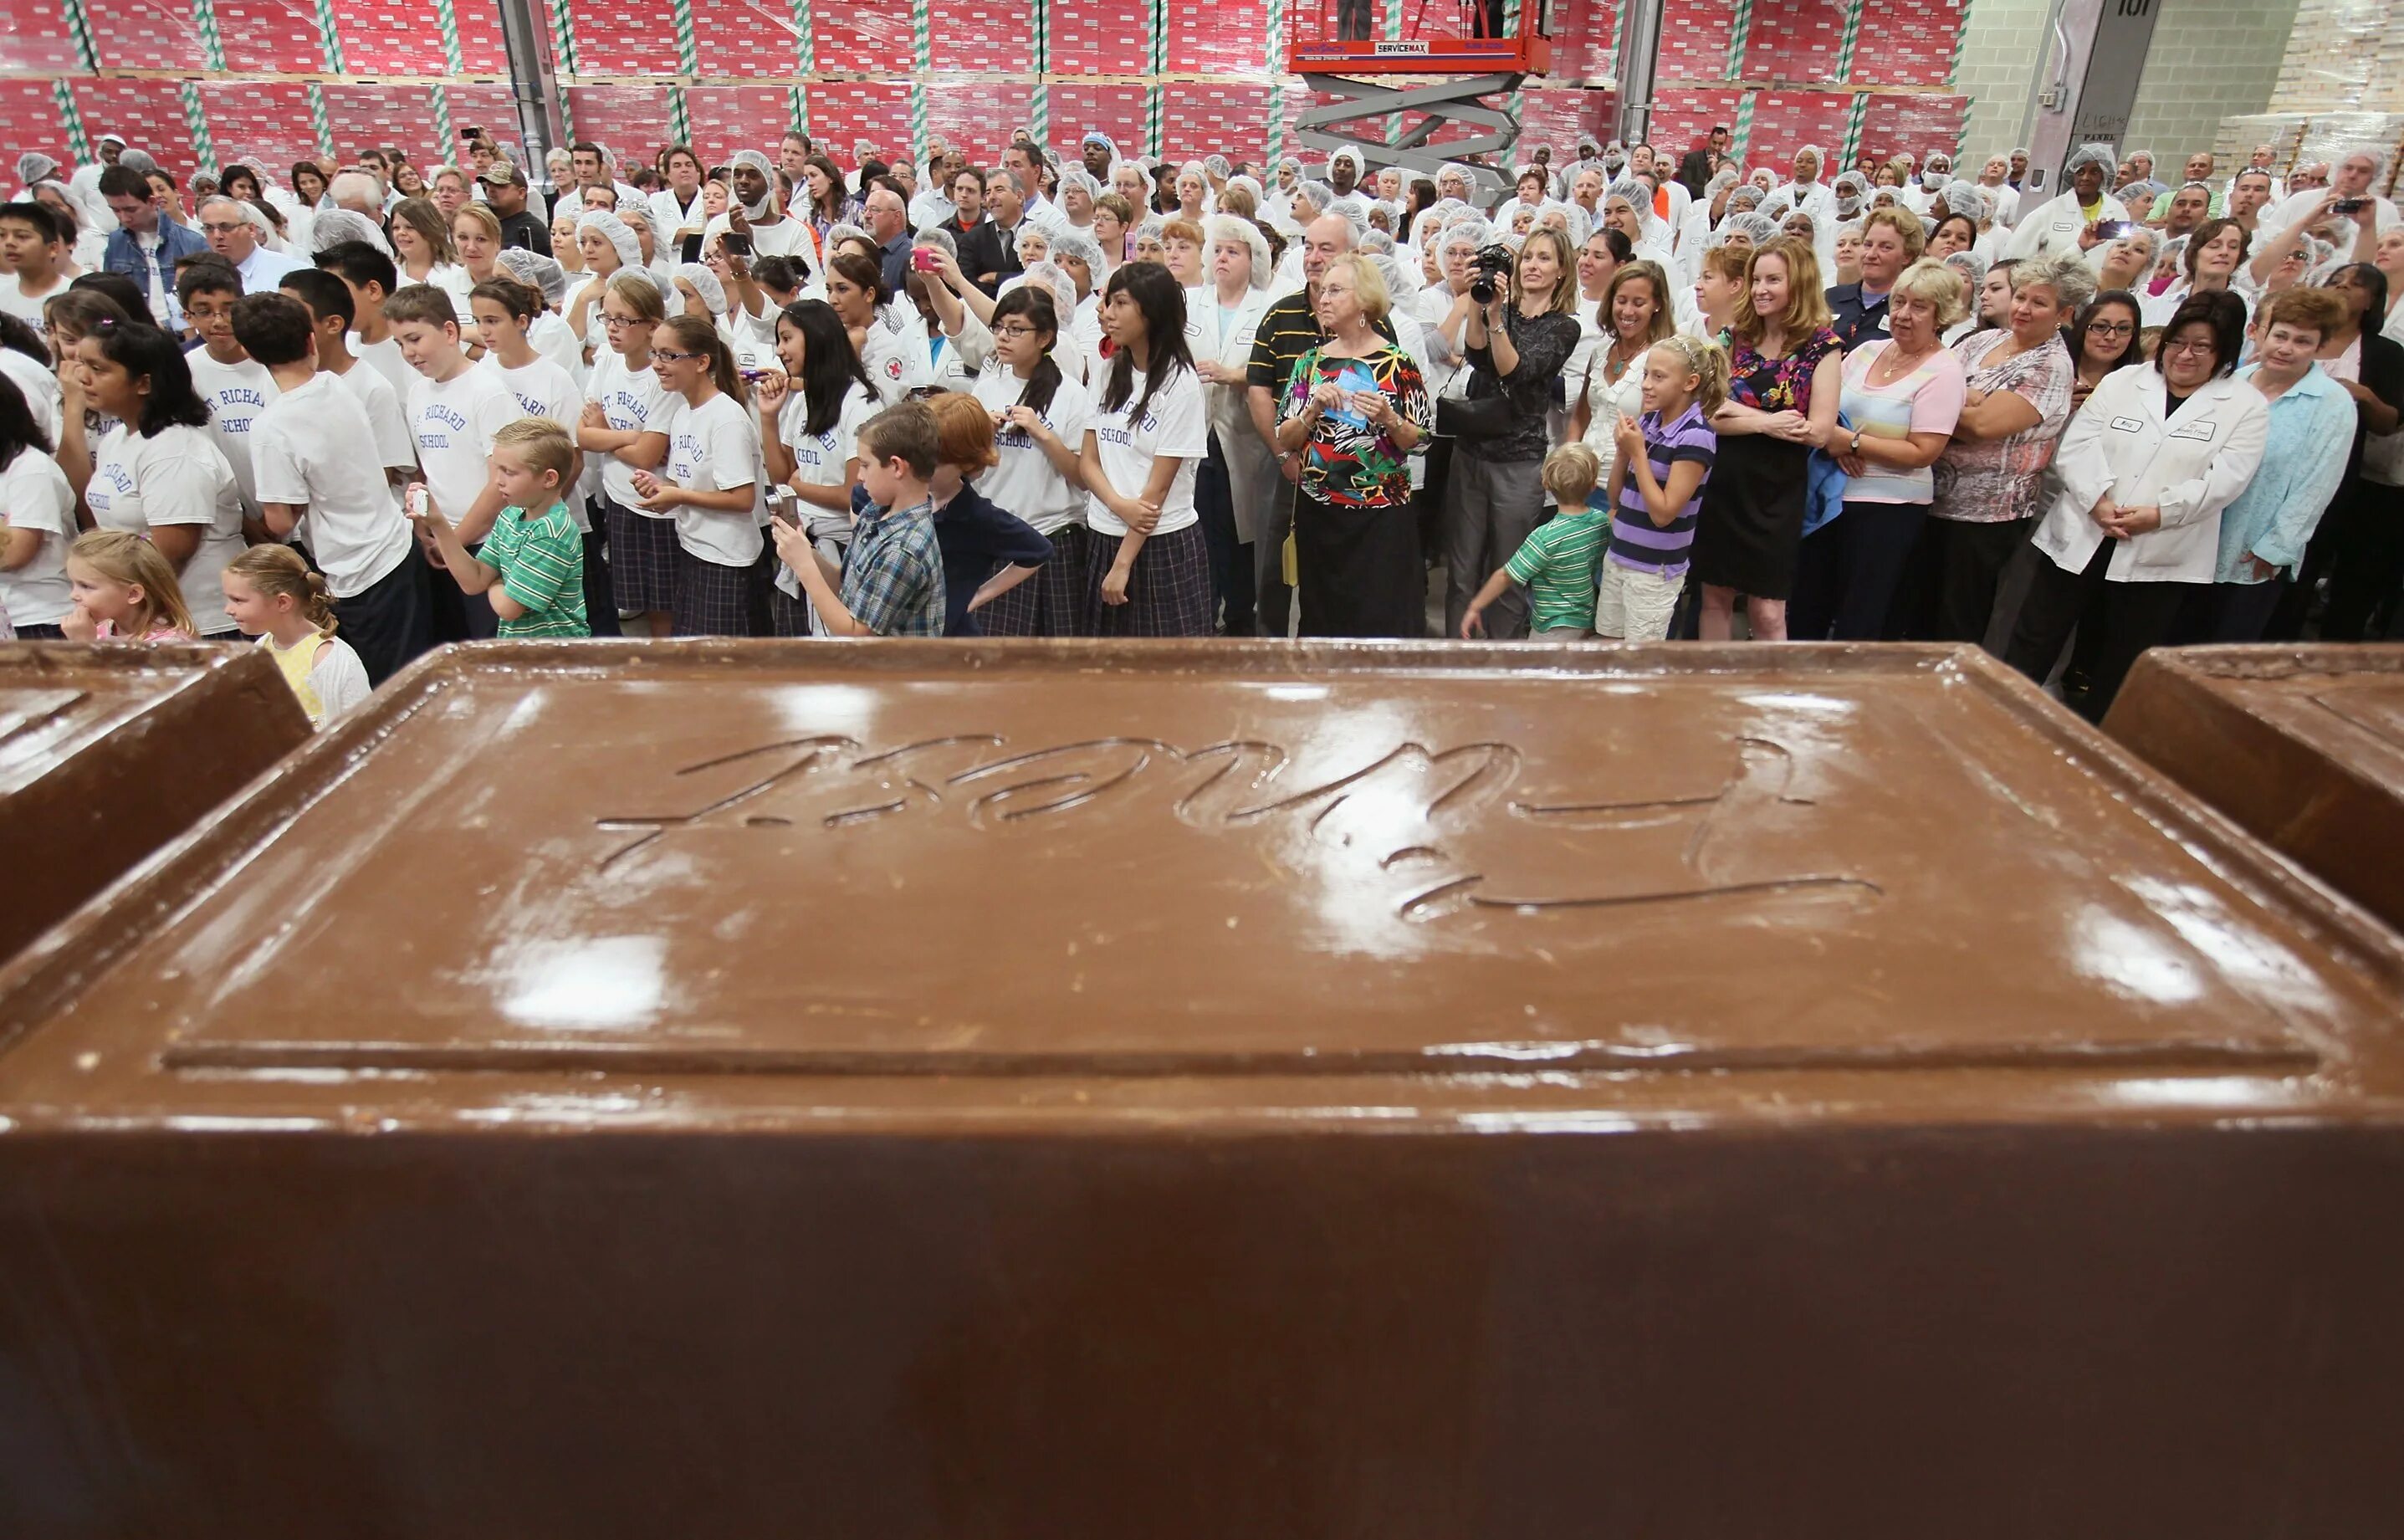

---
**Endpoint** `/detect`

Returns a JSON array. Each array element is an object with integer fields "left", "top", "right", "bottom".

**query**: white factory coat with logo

[{"left": 2032, "top": 365, "right": 2269, "bottom": 585}]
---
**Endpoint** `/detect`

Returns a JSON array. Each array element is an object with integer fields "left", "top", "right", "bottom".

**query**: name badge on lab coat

[
  {"left": 1877, "top": 311, "right": 1892, "bottom": 333},
  {"left": 2168, "top": 418, "right": 2217, "bottom": 443},
  {"left": 2109, "top": 416, "right": 2145, "bottom": 432}
]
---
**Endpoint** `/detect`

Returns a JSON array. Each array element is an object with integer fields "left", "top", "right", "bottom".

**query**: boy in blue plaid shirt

[{"left": 770, "top": 400, "right": 947, "bottom": 637}]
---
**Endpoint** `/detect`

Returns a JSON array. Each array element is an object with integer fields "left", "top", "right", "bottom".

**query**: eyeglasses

[
  {"left": 601, "top": 314, "right": 646, "bottom": 329},
  {"left": 2087, "top": 320, "right": 2135, "bottom": 337},
  {"left": 199, "top": 220, "right": 248, "bottom": 236},
  {"left": 652, "top": 347, "right": 704, "bottom": 362},
  {"left": 2164, "top": 336, "right": 2217, "bottom": 356},
  {"left": 993, "top": 323, "right": 1041, "bottom": 339}
]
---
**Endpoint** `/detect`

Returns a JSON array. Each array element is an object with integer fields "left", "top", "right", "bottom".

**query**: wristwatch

[{"left": 1849, "top": 429, "right": 1863, "bottom": 454}]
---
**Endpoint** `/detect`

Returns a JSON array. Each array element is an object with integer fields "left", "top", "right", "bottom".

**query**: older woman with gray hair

[{"left": 1908, "top": 251, "right": 2090, "bottom": 639}]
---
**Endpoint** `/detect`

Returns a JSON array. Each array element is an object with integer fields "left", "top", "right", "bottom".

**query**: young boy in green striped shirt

[
  {"left": 412, "top": 418, "right": 591, "bottom": 639},
  {"left": 1459, "top": 442, "right": 1610, "bottom": 640}
]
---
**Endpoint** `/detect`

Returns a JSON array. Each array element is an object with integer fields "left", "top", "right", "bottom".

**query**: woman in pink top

[{"left": 1791, "top": 259, "right": 1970, "bottom": 639}]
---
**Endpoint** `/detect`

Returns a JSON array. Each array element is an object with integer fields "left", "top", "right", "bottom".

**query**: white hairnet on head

[
  {"left": 1133, "top": 214, "right": 1168, "bottom": 244},
  {"left": 826, "top": 221, "right": 869, "bottom": 249},
  {"left": 1049, "top": 227, "right": 1104, "bottom": 271},
  {"left": 1708, "top": 212, "right": 1777, "bottom": 249},
  {"left": 1936, "top": 181, "right": 1986, "bottom": 221},
  {"left": 1706, "top": 168, "right": 1739, "bottom": 197},
  {"left": 674, "top": 261, "right": 726, "bottom": 315},
  {"left": 1437, "top": 219, "right": 1493, "bottom": 258},
  {"left": 1224, "top": 174, "right": 1262, "bottom": 203},
  {"left": 913, "top": 224, "right": 959, "bottom": 261},
  {"left": 2341, "top": 144, "right": 2391, "bottom": 178},
  {"left": 1295, "top": 179, "right": 1335, "bottom": 215},
  {"left": 1538, "top": 200, "right": 1591, "bottom": 245},
  {"left": 1942, "top": 248, "right": 1987, "bottom": 286},
  {"left": 1018, "top": 258, "right": 1077, "bottom": 318},
  {"left": 308, "top": 207, "right": 391, "bottom": 257},
  {"left": 577, "top": 210, "right": 640, "bottom": 271},
  {"left": 2064, "top": 143, "right": 2115, "bottom": 176},
  {"left": 1204, "top": 153, "right": 1230, "bottom": 177},
  {"left": 496, "top": 246, "right": 568, "bottom": 307},
  {"left": 1056, "top": 166, "right": 1102, "bottom": 201},
  {"left": 1202, "top": 213, "right": 1272, "bottom": 289},
  {"left": 1726, "top": 184, "right": 1767, "bottom": 214}
]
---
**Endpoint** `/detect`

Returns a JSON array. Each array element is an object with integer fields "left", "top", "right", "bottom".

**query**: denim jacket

[{"left": 103, "top": 218, "right": 209, "bottom": 327}]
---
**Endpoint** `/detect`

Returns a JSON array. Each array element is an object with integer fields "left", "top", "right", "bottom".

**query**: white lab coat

[
  {"left": 2001, "top": 190, "right": 2130, "bottom": 262},
  {"left": 2032, "top": 366, "right": 2269, "bottom": 585},
  {"left": 1184, "top": 282, "right": 1281, "bottom": 544},
  {"left": 1981, "top": 181, "right": 2020, "bottom": 228},
  {"left": 2263, "top": 189, "right": 2399, "bottom": 241}
]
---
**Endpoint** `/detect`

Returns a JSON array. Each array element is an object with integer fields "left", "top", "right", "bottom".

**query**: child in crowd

[
  {"left": 579, "top": 270, "right": 673, "bottom": 635},
  {"left": 770, "top": 399, "right": 946, "bottom": 636},
  {"left": 74, "top": 316, "right": 248, "bottom": 638},
  {"left": 631, "top": 314, "right": 764, "bottom": 636},
  {"left": 1460, "top": 443, "right": 1612, "bottom": 639},
  {"left": 179, "top": 255, "right": 279, "bottom": 537},
  {"left": 470, "top": 274, "right": 608, "bottom": 632},
  {"left": 756, "top": 297, "right": 878, "bottom": 637},
  {"left": 233, "top": 291, "right": 431, "bottom": 684},
  {"left": 388, "top": 281, "right": 528, "bottom": 639},
  {"left": 925, "top": 391, "right": 1053, "bottom": 635},
  {"left": 1598, "top": 335, "right": 1724, "bottom": 643},
  {"left": 278, "top": 268, "right": 418, "bottom": 489},
  {"left": 0, "top": 373, "right": 75, "bottom": 638},
  {"left": 220, "top": 544, "right": 372, "bottom": 728},
  {"left": 314, "top": 241, "right": 413, "bottom": 402},
  {"left": 61, "top": 529, "right": 196, "bottom": 642},
  {"left": 0, "top": 200, "right": 73, "bottom": 340},
  {"left": 412, "top": 418, "right": 591, "bottom": 639}
]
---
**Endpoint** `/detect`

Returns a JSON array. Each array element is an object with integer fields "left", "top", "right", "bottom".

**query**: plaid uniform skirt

[
  {"left": 672, "top": 550, "right": 757, "bottom": 636},
  {"left": 980, "top": 524, "right": 1090, "bottom": 637},
  {"left": 606, "top": 499, "right": 681, "bottom": 614},
  {"left": 767, "top": 585, "right": 815, "bottom": 637},
  {"left": 1085, "top": 523, "right": 1214, "bottom": 637}
]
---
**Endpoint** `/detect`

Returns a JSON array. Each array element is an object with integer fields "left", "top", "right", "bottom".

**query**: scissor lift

[{"left": 1286, "top": 0, "right": 1552, "bottom": 203}]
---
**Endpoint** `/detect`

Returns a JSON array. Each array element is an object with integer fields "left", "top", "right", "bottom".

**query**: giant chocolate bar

[
  {"left": 2108, "top": 645, "right": 2404, "bottom": 934},
  {"left": 0, "top": 642, "right": 309, "bottom": 960},
  {"left": 3, "top": 641, "right": 2401, "bottom": 1537}
]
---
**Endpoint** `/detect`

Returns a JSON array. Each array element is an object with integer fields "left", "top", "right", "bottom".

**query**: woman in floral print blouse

[{"left": 1276, "top": 253, "right": 1434, "bottom": 637}]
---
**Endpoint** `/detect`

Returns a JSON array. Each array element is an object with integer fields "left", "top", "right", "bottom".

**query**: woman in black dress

[{"left": 1691, "top": 235, "right": 1844, "bottom": 641}]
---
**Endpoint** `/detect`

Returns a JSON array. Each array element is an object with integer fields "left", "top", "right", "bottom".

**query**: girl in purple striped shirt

[{"left": 1598, "top": 335, "right": 1726, "bottom": 642}]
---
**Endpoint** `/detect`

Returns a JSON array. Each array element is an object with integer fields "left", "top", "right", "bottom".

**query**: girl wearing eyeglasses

[
  {"left": 627, "top": 315, "right": 764, "bottom": 636},
  {"left": 966, "top": 285, "right": 1091, "bottom": 635},
  {"left": 577, "top": 273, "right": 675, "bottom": 635}
]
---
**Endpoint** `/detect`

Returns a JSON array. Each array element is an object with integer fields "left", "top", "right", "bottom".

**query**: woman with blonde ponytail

[{"left": 222, "top": 544, "right": 371, "bottom": 727}]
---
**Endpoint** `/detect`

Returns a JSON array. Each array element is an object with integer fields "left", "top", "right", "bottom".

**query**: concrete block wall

[{"left": 2125, "top": 0, "right": 2301, "bottom": 163}]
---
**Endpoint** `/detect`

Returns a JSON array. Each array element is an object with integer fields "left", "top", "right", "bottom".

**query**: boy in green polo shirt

[
  {"left": 411, "top": 418, "right": 591, "bottom": 638},
  {"left": 1460, "top": 442, "right": 1610, "bottom": 640}
]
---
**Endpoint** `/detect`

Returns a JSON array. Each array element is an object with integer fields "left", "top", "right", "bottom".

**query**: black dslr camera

[{"left": 1466, "top": 243, "right": 1515, "bottom": 304}]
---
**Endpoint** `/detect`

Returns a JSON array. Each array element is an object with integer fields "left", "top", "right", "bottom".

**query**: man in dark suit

[
  {"left": 1677, "top": 125, "right": 1731, "bottom": 202},
  {"left": 957, "top": 171, "right": 1026, "bottom": 296}
]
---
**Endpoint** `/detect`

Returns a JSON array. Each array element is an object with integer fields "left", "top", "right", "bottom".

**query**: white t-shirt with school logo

[
  {"left": 771, "top": 381, "right": 878, "bottom": 600},
  {"left": 84, "top": 422, "right": 247, "bottom": 635},
  {"left": 1084, "top": 363, "right": 1208, "bottom": 537},
  {"left": 661, "top": 391, "right": 765, "bottom": 566},
  {"left": 187, "top": 352, "right": 281, "bottom": 520},
  {"left": 249, "top": 372, "right": 413, "bottom": 598},
  {"left": 405, "top": 365, "right": 524, "bottom": 526},
  {"left": 0, "top": 447, "right": 76, "bottom": 629},
  {"left": 330, "top": 358, "right": 417, "bottom": 473},
  {"left": 482, "top": 354, "right": 590, "bottom": 531},
  {"left": 973, "top": 365, "right": 1092, "bottom": 535},
  {"left": 584, "top": 350, "right": 673, "bottom": 513}
]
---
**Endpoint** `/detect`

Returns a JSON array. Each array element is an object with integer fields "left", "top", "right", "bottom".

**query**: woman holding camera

[{"left": 1438, "top": 228, "right": 1583, "bottom": 639}]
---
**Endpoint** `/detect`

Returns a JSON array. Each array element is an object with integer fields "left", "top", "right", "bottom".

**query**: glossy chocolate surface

[
  {"left": 3, "top": 641, "right": 2401, "bottom": 1537},
  {"left": 2108, "top": 645, "right": 2404, "bottom": 934},
  {"left": 0, "top": 642, "right": 309, "bottom": 962}
]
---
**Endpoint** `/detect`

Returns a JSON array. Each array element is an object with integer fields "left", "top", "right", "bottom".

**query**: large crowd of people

[{"left": 2, "top": 121, "right": 2399, "bottom": 728}]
